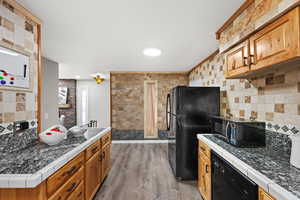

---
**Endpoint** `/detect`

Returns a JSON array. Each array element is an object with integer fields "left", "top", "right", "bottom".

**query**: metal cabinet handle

[
  {"left": 249, "top": 54, "right": 255, "bottom": 65},
  {"left": 91, "top": 147, "right": 98, "bottom": 154},
  {"left": 67, "top": 183, "right": 77, "bottom": 193},
  {"left": 63, "top": 165, "right": 77, "bottom": 176},
  {"left": 243, "top": 56, "right": 249, "bottom": 66},
  {"left": 205, "top": 164, "right": 209, "bottom": 173}
]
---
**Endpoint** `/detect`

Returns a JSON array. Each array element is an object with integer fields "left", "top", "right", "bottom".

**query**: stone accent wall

[
  {"left": 58, "top": 80, "right": 77, "bottom": 129},
  {"left": 0, "top": 1, "right": 39, "bottom": 135},
  {"left": 219, "top": 0, "right": 299, "bottom": 52},
  {"left": 189, "top": 53, "right": 300, "bottom": 135},
  {"left": 111, "top": 73, "right": 189, "bottom": 131}
]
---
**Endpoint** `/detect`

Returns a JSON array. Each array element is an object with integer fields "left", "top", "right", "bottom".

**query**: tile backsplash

[
  {"left": 189, "top": 53, "right": 300, "bottom": 135},
  {"left": 0, "top": 1, "right": 39, "bottom": 135}
]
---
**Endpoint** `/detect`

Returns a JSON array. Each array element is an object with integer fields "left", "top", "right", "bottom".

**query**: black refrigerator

[{"left": 166, "top": 86, "right": 220, "bottom": 180}]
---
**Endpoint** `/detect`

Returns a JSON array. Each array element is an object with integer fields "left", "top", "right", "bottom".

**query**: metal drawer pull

[
  {"left": 205, "top": 165, "right": 209, "bottom": 173},
  {"left": 91, "top": 147, "right": 98, "bottom": 154},
  {"left": 63, "top": 166, "right": 77, "bottom": 176},
  {"left": 67, "top": 183, "right": 77, "bottom": 193}
]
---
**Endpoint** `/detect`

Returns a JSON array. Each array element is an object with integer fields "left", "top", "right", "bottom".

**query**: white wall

[
  {"left": 42, "top": 58, "right": 59, "bottom": 131},
  {"left": 76, "top": 79, "right": 110, "bottom": 128}
]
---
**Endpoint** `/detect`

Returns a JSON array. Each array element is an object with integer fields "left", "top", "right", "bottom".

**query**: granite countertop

[
  {"left": 0, "top": 127, "right": 111, "bottom": 188},
  {"left": 0, "top": 136, "right": 87, "bottom": 174},
  {"left": 198, "top": 134, "right": 300, "bottom": 200}
]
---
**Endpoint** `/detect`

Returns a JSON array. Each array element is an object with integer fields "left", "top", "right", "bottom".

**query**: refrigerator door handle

[{"left": 166, "top": 93, "right": 171, "bottom": 131}]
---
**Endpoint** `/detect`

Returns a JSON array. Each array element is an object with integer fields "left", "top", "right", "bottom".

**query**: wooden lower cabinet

[
  {"left": 102, "top": 143, "right": 111, "bottom": 181},
  {"left": 85, "top": 151, "right": 102, "bottom": 200},
  {"left": 0, "top": 132, "right": 112, "bottom": 200},
  {"left": 0, "top": 182, "right": 47, "bottom": 200},
  {"left": 66, "top": 182, "right": 84, "bottom": 200},
  {"left": 198, "top": 140, "right": 211, "bottom": 200},
  {"left": 49, "top": 167, "right": 84, "bottom": 200},
  {"left": 198, "top": 154, "right": 211, "bottom": 200},
  {"left": 259, "top": 188, "right": 276, "bottom": 200}
]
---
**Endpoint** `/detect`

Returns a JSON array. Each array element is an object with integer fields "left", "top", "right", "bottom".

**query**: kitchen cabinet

[
  {"left": 259, "top": 188, "right": 276, "bottom": 200},
  {"left": 225, "top": 40, "right": 250, "bottom": 78},
  {"left": 85, "top": 151, "right": 101, "bottom": 200},
  {"left": 225, "top": 7, "right": 300, "bottom": 78},
  {"left": 102, "top": 143, "right": 111, "bottom": 181},
  {"left": 101, "top": 132, "right": 112, "bottom": 182},
  {"left": 47, "top": 153, "right": 84, "bottom": 197},
  {"left": 48, "top": 167, "right": 84, "bottom": 200},
  {"left": 249, "top": 7, "right": 300, "bottom": 71},
  {"left": 198, "top": 140, "right": 211, "bottom": 200}
]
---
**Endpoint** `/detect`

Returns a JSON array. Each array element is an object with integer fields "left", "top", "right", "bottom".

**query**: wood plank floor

[{"left": 94, "top": 143, "right": 202, "bottom": 200}]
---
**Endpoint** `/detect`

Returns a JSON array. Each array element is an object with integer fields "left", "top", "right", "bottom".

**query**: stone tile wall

[
  {"left": 0, "top": 1, "right": 39, "bottom": 135},
  {"left": 189, "top": 53, "right": 300, "bottom": 135},
  {"left": 111, "top": 73, "right": 188, "bottom": 131},
  {"left": 58, "top": 80, "right": 77, "bottom": 129},
  {"left": 219, "top": 0, "right": 299, "bottom": 52}
]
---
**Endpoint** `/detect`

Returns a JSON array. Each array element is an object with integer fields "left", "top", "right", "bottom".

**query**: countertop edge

[
  {"left": 197, "top": 134, "right": 299, "bottom": 200},
  {"left": 0, "top": 127, "right": 111, "bottom": 189}
]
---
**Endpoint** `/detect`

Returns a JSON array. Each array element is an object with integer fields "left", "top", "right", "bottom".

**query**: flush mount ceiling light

[
  {"left": 90, "top": 73, "right": 105, "bottom": 84},
  {"left": 143, "top": 48, "right": 162, "bottom": 57}
]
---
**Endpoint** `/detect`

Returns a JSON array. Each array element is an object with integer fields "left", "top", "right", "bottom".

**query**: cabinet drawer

[
  {"left": 86, "top": 140, "right": 100, "bottom": 161},
  {"left": 102, "top": 132, "right": 111, "bottom": 147},
  {"left": 67, "top": 181, "right": 84, "bottom": 200},
  {"left": 199, "top": 140, "right": 210, "bottom": 159},
  {"left": 49, "top": 167, "right": 84, "bottom": 200},
  {"left": 259, "top": 188, "right": 276, "bottom": 200},
  {"left": 47, "top": 152, "right": 84, "bottom": 197}
]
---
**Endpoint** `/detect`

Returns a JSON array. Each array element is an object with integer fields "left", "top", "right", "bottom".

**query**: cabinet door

[
  {"left": 102, "top": 143, "right": 111, "bottom": 181},
  {"left": 199, "top": 156, "right": 211, "bottom": 200},
  {"left": 250, "top": 7, "right": 300, "bottom": 71},
  {"left": 85, "top": 152, "right": 101, "bottom": 200},
  {"left": 259, "top": 188, "right": 276, "bottom": 200},
  {"left": 224, "top": 40, "right": 250, "bottom": 78}
]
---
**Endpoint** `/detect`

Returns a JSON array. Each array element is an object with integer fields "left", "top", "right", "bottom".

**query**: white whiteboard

[{"left": 0, "top": 46, "right": 31, "bottom": 90}]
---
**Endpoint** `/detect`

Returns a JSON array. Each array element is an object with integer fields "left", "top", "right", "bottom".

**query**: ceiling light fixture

[
  {"left": 143, "top": 48, "right": 162, "bottom": 57},
  {"left": 91, "top": 73, "right": 105, "bottom": 84}
]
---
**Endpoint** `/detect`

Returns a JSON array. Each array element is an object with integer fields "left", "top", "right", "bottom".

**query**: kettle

[{"left": 290, "top": 134, "right": 300, "bottom": 169}]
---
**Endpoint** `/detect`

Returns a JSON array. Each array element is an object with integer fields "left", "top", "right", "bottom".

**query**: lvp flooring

[{"left": 94, "top": 143, "right": 202, "bottom": 200}]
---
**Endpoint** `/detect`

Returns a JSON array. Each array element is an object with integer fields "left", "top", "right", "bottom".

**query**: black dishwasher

[{"left": 212, "top": 151, "right": 258, "bottom": 200}]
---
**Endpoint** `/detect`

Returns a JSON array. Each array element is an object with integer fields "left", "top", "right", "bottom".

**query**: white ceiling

[{"left": 18, "top": 0, "right": 243, "bottom": 78}]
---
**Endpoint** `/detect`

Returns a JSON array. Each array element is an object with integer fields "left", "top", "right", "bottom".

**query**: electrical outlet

[{"left": 14, "top": 121, "right": 29, "bottom": 133}]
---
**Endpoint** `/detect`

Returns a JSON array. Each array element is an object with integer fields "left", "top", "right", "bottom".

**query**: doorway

[{"left": 144, "top": 80, "right": 158, "bottom": 138}]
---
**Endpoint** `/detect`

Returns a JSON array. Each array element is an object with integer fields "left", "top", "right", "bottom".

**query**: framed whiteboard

[{"left": 0, "top": 45, "right": 32, "bottom": 91}]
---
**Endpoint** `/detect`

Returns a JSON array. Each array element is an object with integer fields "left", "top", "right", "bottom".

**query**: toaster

[{"left": 212, "top": 116, "right": 266, "bottom": 147}]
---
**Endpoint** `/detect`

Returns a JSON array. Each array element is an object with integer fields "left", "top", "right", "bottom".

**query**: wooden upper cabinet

[
  {"left": 224, "top": 40, "right": 250, "bottom": 78},
  {"left": 224, "top": 7, "right": 300, "bottom": 78},
  {"left": 249, "top": 7, "right": 300, "bottom": 71}
]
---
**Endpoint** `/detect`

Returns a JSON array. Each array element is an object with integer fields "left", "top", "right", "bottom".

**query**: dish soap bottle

[{"left": 290, "top": 134, "right": 300, "bottom": 169}]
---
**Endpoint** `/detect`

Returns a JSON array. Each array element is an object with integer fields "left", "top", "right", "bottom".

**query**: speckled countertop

[
  {"left": 0, "top": 127, "right": 110, "bottom": 188},
  {"left": 0, "top": 136, "right": 87, "bottom": 174},
  {"left": 201, "top": 134, "right": 300, "bottom": 200}
]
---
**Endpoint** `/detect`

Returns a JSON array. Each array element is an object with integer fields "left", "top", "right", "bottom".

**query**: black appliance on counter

[
  {"left": 211, "top": 116, "right": 266, "bottom": 147},
  {"left": 166, "top": 86, "right": 220, "bottom": 180},
  {"left": 212, "top": 151, "right": 258, "bottom": 200}
]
